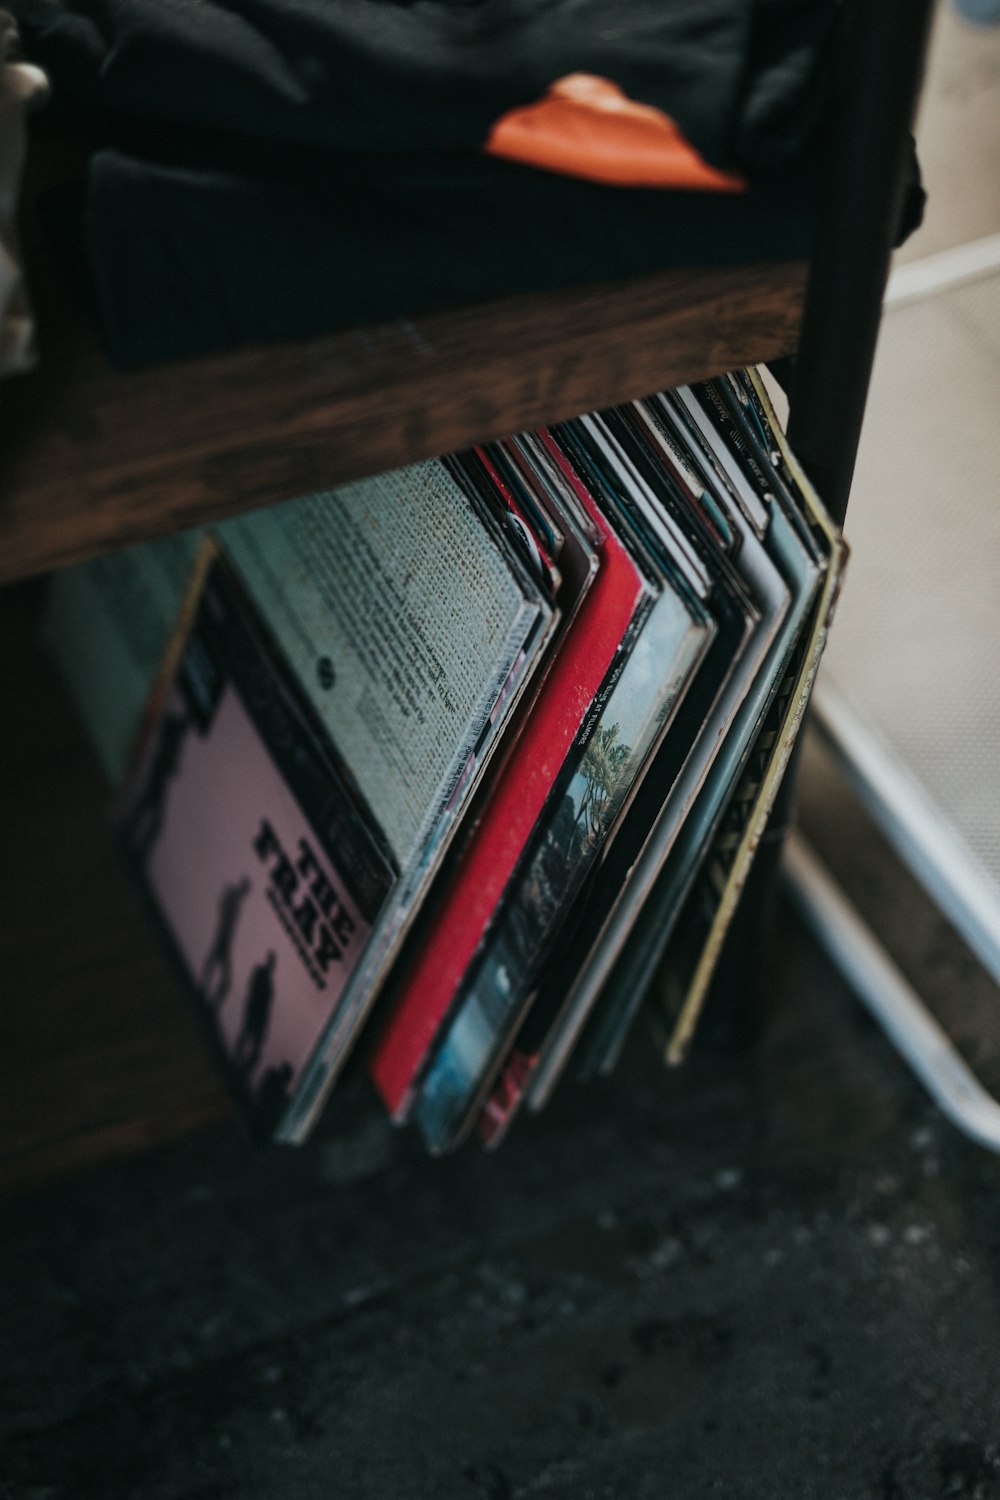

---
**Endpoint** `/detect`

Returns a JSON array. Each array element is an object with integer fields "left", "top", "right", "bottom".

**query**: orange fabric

[{"left": 485, "top": 73, "right": 746, "bottom": 192}]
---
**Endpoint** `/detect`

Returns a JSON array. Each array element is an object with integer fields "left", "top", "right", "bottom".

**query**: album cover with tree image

[{"left": 116, "top": 543, "right": 398, "bottom": 1136}]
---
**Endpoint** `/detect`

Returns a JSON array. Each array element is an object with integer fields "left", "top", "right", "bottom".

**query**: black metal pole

[{"left": 787, "top": 0, "right": 936, "bottom": 527}]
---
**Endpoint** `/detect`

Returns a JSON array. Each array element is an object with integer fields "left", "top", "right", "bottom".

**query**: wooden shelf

[
  {"left": 0, "top": 253, "right": 807, "bottom": 584},
  {"left": 0, "top": 586, "right": 229, "bottom": 1194},
  {"left": 0, "top": 170, "right": 807, "bottom": 1189}
]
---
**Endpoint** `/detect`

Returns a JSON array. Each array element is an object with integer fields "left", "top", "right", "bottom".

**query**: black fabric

[
  {"left": 80, "top": 152, "right": 819, "bottom": 367},
  {"left": 11, "top": 0, "right": 838, "bottom": 169},
  {"left": 12, "top": 0, "right": 842, "bottom": 368}
]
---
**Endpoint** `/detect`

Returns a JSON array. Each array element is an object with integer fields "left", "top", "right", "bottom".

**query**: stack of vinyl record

[{"left": 46, "top": 368, "right": 845, "bottom": 1152}]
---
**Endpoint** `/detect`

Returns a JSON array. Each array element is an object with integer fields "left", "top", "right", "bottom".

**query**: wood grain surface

[{"left": 0, "top": 254, "right": 807, "bottom": 583}]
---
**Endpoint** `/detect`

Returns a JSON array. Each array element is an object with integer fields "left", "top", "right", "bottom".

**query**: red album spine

[{"left": 368, "top": 432, "right": 643, "bottom": 1118}]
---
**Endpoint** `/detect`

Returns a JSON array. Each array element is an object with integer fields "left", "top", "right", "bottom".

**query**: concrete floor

[
  {"left": 4, "top": 6, "right": 1000, "bottom": 1498},
  {"left": 3, "top": 906, "right": 1000, "bottom": 1500}
]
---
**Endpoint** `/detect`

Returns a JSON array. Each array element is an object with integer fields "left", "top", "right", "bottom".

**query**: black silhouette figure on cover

[
  {"left": 201, "top": 876, "right": 252, "bottom": 1010},
  {"left": 255, "top": 1061, "right": 294, "bottom": 1134},
  {"left": 233, "top": 950, "right": 277, "bottom": 1075},
  {"left": 123, "top": 707, "right": 193, "bottom": 863}
]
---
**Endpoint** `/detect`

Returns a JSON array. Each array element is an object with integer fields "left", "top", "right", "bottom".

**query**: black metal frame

[{"left": 788, "top": 0, "right": 936, "bottom": 526}]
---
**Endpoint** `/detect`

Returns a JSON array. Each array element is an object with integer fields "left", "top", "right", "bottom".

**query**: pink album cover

[{"left": 117, "top": 550, "right": 397, "bottom": 1136}]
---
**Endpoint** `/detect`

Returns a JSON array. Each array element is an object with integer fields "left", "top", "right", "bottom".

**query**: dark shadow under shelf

[{"left": 0, "top": 586, "right": 230, "bottom": 1194}]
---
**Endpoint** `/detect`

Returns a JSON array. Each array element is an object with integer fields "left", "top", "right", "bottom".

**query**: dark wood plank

[
  {"left": 0, "top": 258, "right": 807, "bottom": 583},
  {"left": 0, "top": 586, "right": 229, "bottom": 1194}
]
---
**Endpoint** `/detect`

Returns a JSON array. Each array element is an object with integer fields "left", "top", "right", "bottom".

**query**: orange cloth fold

[{"left": 486, "top": 73, "right": 747, "bottom": 192}]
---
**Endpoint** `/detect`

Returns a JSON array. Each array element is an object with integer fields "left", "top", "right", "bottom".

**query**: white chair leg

[{"left": 782, "top": 829, "right": 1000, "bottom": 1154}]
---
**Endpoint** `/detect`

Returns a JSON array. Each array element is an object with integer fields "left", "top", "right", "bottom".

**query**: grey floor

[
  {"left": 3, "top": 910, "right": 1000, "bottom": 1500},
  {"left": 817, "top": 267, "right": 1000, "bottom": 904},
  {"left": 4, "top": 7, "right": 1000, "bottom": 1499}
]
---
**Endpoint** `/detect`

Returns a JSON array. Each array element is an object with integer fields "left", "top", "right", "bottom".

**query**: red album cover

[
  {"left": 368, "top": 432, "right": 646, "bottom": 1118},
  {"left": 476, "top": 1047, "right": 535, "bottom": 1148}
]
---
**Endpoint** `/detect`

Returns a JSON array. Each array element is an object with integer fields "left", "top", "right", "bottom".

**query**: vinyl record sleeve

[
  {"left": 116, "top": 545, "right": 399, "bottom": 1139},
  {"left": 452, "top": 447, "right": 565, "bottom": 601},
  {"left": 671, "top": 385, "right": 770, "bottom": 538},
  {"left": 568, "top": 423, "right": 821, "bottom": 1081},
  {"left": 44, "top": 455, "right": 555, "bottom": 1143},
  {"left": 473, "top": 385, "right": 774, "bottom": 1141},
  {"left": 648, "top": 368, "right": 848, "bottom": 1066},
  {"left": 473, "top": 392, "right": 761, "bottom": 1142},
  {"left": 272, "top": 460, "right": 555, "bottom": 1139},
  {"left": 409, "top": 415, "right": 714, "bottom": 1152},
  {"left": 367, "top": 428, "right": 652, "bottom": 1122},
  {"left": 523, "top": 377, "right": 794, "bottom": 1109}
]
